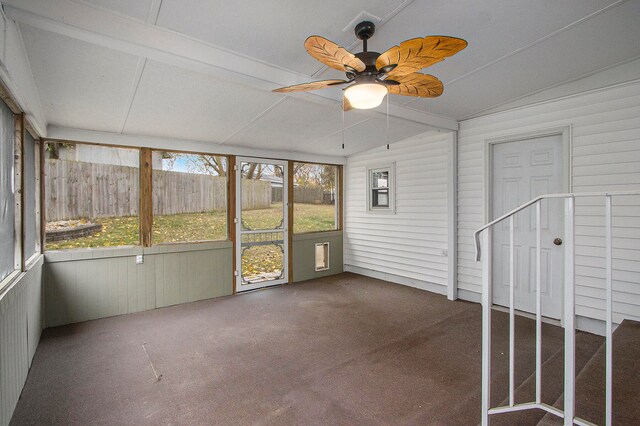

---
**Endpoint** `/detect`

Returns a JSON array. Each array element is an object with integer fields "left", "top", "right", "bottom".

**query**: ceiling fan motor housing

[
  {"left": 355, "top": 51, "right": 381, "bottom": 72},
  {"left": 354, "top": 21, "right": 376, "bottom": 40}
]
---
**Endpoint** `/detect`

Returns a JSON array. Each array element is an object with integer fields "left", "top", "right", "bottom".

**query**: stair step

[
  {"left": 538, "top": 319, "right": 640, "bottom": 425},
  {"left": 489, "top": 331, "right": 603, "bottom": 426}
]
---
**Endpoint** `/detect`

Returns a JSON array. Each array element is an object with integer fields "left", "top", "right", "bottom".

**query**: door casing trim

[{"left": 483, "top": 125, "right": 572, "bottom": 321}]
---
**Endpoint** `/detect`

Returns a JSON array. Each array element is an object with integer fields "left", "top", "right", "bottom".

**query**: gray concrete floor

[{"left": 11, "top": 273, "right": 604, "bottom": 425}]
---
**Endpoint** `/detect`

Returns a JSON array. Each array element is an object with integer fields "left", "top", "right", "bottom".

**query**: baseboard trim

[
  {"left": 575, "top": 315, "right": 614, "bottom": 336},
  {"left": 457, "top": 288, "right": 481, "bottom": 303},
  {"left": 344, "top": 265, "right": 446, "bottom": 296}
]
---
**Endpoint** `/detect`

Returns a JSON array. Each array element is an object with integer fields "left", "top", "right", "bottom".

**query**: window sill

[
  {"left": 366, "top": 208, "right": 396, "bottom": 215},
  {"left": 0, "top": 270, "right": 22, "bottom": 298},
  {"left": 44, "top": 240, "right": 232, "bottom": 263},
  {"left": 0, "top": 254, "right": 44, "bottom": 299}
]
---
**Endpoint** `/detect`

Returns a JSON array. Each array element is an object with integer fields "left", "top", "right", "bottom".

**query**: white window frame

[{"left": 366, "top": 162, "right": 395, "bottom": 214}]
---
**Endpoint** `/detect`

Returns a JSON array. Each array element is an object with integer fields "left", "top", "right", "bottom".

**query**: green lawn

[{"left": 46, "top": 203, "right": 336, "bottom": 250}]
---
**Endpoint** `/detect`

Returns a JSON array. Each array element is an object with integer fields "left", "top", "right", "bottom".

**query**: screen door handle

[{"left": 553, "top": 238, "right": 563, "bottom": 246}]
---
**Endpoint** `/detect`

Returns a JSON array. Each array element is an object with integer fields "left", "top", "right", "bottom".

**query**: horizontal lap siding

[
  {"left": 457, "top": 80, "right": 640, "bottom": 323},
  {"left": 345, "top": 133, "right": 449, "bottom": 288}
]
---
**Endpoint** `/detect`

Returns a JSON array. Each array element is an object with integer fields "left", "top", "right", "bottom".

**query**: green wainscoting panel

[
  {"left": 44, "top": 242, "right": 233, "bottom": 327},
  {"left": 0, "top": 256, "right": 44, "bottom": 426},
  {"left": 292, "top": 231, "right": 343, "bottom": 283}
]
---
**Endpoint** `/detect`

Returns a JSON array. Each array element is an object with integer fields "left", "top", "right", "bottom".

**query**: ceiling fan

[{"left": 272, "top": 21, "right": 467, "bottom": 110}]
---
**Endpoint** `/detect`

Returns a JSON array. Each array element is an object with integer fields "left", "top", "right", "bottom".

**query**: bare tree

[
  {"left": 159, "top": 152, "right": 227, "bottom": 176},
  {"left": 186, "top": 155, "right": 227, "bottom": 176}
]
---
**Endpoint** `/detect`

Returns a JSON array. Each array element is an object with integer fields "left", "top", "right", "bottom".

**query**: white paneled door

[
  {"left": 491, "top": 135, "right": 565, "bottom": 319},
  {"left": 235, "top": 157, "right": 288, "bottom": 292}
]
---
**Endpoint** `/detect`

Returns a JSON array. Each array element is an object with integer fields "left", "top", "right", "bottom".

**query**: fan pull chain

[
  {"left": 386, "top": 94, "right": 390, "bottom": 150},
  {"left": 342, "top": 105, "right": 345, "bottom": 150}
]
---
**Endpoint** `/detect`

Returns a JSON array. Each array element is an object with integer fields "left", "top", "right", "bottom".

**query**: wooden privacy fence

[
  {"left": 266, "top": 185, "right": 327, "bottom": 204},
  {"left": 46, "top": 159, "right": 273, "bottom": 221},
  {"left": 46, "top": 159, "right": 140, "bottom": 221},
  {"left": 153, "top": 169, "right": 227, "bottom": 215},
  {"left": 241, "top": 179, "right": 271, "bottom": 210},
  {"left": 294, "top": 186, "right": 324, "bottom": 204}
]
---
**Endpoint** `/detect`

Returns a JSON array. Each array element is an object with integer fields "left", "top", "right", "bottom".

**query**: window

[
  {"left": 23, "top": 131, "right": 38, "bottom": 260},
  {"left": 367, "top": 163, "right": 395, "bottom": 213},
  {"left": 293, "top": 162, "right": 338, "bottom": 233},
  {"left": 0, "top": 101, "right": 15, "bottom": 280},
  {"left": 152, "top": 151, "right": 227, "bottom": 244},
  {"left": 44, "top": 142, "right": 140, "bottom": 250}
]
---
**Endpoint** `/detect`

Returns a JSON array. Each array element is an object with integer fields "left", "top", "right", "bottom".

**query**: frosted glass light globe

[{"left": 344, "top": 83, "right": 388, "bottom": 109}]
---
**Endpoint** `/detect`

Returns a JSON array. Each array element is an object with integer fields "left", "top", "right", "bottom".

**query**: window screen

[
  {"left": 152, "top": 151, "right": 228, "bottom": 244},
  {"left": 23, "top": 131, "right": 37, "bottom": 260},
  {"left": 44, "top": 142, "right": 140, "bottom": 250},
  {"left": 0, "top": 101, "right": 15, "bottom": 281},
  {"left": 293, "top": 163, "right": 338, "bottom": 233},
  {"left": 371, "top": 170, "right": 389, "bottom": 208}
]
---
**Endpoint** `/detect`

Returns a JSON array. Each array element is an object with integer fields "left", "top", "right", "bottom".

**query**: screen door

[{"left": 235, "top": 157, "right": 288, "bottom": 291}]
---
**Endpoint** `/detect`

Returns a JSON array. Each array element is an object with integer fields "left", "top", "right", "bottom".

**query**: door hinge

[
  {"left": 233, "top": 165, "right": 238, "bottom": 171},
  {"left": 234, "top": 218, "right": 238, "bottom": 224},
  {"left": 234, "top": 270, "right": 238, "bottom": 276}
]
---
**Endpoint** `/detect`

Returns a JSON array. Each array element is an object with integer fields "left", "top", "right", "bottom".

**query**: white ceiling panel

[
  {"left": 317, "top": 116, "right": 435, "bottom": 156},
  {"left": 20, "top": 23, "right": 141, "bottom": 133},
  {"left": 154, "top": 0, "right": 405, "bottom": 76},
  {"left": 225, "top": 96, "right": 372, "bottom": 153},
  {"left": 371, "top": 0, "right": 620, "bottom": 82},
  {"left": 83, "top": 0, "right": 157, "bottom": 21},
  {"left": 405, "top": 0, "right": 640, "bottom": 119},
  {"left": 123, "top": 60, "right": 284, "bottom": 142},
  {"left": 315, "top": 0, "right": 621, "bottom": 106},
  {"left": 10, "top": 0, "right": 640, "bottom": 158}
]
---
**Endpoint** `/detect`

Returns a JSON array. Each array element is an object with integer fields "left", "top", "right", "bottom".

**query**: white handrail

[
  {"left": 475, "top": 190, "right": 640, "bottom": 426},
  {"left": 474, "top": 191, "right": 640, "bottom": 261}
]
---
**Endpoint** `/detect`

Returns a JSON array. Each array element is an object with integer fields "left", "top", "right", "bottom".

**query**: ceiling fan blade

[
  {"left": 342, "top": 96, "right": 353, "bottom": 112},
  {"left": 272, "top": 79, "right": 348, "bottom": 93},
  {"left": 386, "top": 73, "right": 444, "bottom": 98},
  {"left": 305, "top": 36, "right": 366, "bottom": 73},
  {"left": 376, "top": 36, "right": 467, "bottom": 77}
]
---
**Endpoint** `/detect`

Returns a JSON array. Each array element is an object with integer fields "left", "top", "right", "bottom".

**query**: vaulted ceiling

[{"left": 4, "top": 0, "right": 640, "bottom": 156}]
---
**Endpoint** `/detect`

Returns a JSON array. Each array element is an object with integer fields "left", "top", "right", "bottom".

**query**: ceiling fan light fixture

[
  {"left": 344, "top": 82, "right": 388, "bottom": 109},
  {"left": 272, "top": 21, "right": 467, "bottom": 111}
]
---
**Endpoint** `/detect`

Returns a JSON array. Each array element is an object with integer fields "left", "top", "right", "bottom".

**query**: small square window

[{"left": 367, "top": 163, "right": 395, "bottom": 213}]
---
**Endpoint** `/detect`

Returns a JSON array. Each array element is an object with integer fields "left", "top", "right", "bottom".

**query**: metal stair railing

[{"left": 473, "top": 191, "right": 640, "bottom": 426}]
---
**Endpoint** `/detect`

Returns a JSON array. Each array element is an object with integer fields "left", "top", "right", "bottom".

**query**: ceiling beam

[
  {"left": 47, "top": 126, "right": 347, "bottom": 165},
  {"left": 3, "top": 0, "right": 458, "bottom": 131}
]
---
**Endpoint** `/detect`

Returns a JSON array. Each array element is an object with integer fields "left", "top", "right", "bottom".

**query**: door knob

[{"left": 553, "top": 238, "right": 563, "bottom": 246}]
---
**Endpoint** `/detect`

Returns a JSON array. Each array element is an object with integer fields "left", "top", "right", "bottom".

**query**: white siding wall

[
  {"left": 457, "top": 80, "right": 640, "bottom": 324},
  {"left": 344, "top": 132, "right": 450, "bottom": 293}
]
